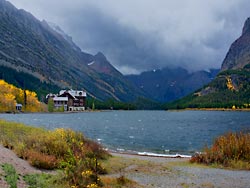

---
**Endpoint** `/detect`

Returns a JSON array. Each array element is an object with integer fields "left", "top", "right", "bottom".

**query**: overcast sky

[{"left": 8, "top": 0, "right": 250, "bottom": 74}]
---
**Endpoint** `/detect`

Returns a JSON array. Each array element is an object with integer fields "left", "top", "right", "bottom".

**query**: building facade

[{"left": 46, "top": 89, "right": 87, "bottom": 111}]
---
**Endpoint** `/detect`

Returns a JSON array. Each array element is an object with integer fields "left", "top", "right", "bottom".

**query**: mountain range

[
  {"left": 126, "top": 68, "right": 219, "bottom": 102},
  {"left": 1, "top": 0, "right": 249, "bottom": 108},
  {"left": 0, "top": 0, "right": 221, "bottom": 105}
]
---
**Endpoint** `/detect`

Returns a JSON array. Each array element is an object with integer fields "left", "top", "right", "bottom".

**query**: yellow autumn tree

[
  {"left": 226, "top": 76, "right": 235, "bottom": 91},
  {"left": 0, "top": 79, "right": 46, "bottom": 112},
  {"left": 25, "top": 90, "right": 45, "bottom": 112},
  {"left": 0, "top": 93, "right": 16, "bottom": 112}
]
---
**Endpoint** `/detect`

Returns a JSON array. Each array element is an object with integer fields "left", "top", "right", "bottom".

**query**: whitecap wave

[
  {"left": 97, "top": 138, "right": 103, "bottom": 142},
  {"left": 117, "top": 148, "right": 125, "bottom": 152},
  {"left": 137, "top": 152, "right": 191, "bottom": 158}
]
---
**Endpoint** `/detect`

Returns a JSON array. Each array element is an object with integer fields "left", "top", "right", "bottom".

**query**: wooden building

[{"left": 46, "top": 89, "right": 87, "bottom": 111}]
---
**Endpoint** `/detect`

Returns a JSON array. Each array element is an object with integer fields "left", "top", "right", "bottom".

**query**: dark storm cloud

[
  {"left": 61, "top": 5, "right": 173, "bottom": 74},
  {"left": 8, "top": 0, "right": 250, "bottom": 74}
]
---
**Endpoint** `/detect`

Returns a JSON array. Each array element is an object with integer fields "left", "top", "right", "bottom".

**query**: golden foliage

[
  {"left": 0, "top": 79, "right": 44, "bottom": 112},
  {"left": 226, "top": 76, "right": 235, "bottom": 91}
]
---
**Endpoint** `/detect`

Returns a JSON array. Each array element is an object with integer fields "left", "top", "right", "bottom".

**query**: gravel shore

[
  {"left": 1, "top": 145, "right": 250, "bottom": 188},
  {"left": 111, "top": 153, "right": 250, "bottom": 188}
]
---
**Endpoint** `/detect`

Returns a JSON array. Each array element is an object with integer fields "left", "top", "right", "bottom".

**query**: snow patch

[{"left": 88, "top": 61, "right": 95, "bottom": 66}]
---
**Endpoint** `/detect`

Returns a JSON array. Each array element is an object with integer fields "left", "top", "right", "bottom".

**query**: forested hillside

[
  {"left": 165, "top": 69, "right": 250, "bottom": 109},
  {"left": 0, "top": 65, "right": 61, "bottom": 101}
]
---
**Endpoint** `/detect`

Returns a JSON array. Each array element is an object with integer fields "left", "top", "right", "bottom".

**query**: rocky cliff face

[
  {"left": 221, "top": 17, "right": 250, "bottom": 71},
  {"left": 0, "top": 0, "right": 143, "bottom": 101}
]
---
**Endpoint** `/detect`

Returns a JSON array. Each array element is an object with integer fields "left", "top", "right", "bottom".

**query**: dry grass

[
  {"left": 190, "top": 131, "right": 250, "bottom": 170},
  {"left": 100, "top": 155, "right": 173, "bottom": 187},
  {"left": 101, "top": 176, "right": 139, "bottom": 188},
  {"left": 102, "top": 155, "right": 170, "bottom": 175}
]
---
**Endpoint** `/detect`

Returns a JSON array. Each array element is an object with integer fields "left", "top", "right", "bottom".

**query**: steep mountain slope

[
  {"left": 165, "top": 17, "right": 250, "bottom": 109},
  {"left": 0, "top": 0, "right": 143, "bottom": 102},
  {"left": 221, "top": 17, "right": 250, "bottom": 71},
  {"left": 126, "top": 67, "right": 219, "bottom": 102}
]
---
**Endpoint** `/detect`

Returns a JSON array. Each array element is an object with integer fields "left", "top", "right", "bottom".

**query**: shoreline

[
  {"left": 109, "top": 151, "right": 191, "bottom": 165},
  {"left": 2, "top": 108, "right": 250, "bottom": 114},
  {"left": 185, "top": 108, "right": 250, "bottom": 111},
  {"left": 108, "top": 150, "right": 192, "bottom": 159},
  {"left": 168, "top": 108, "right": 250, "bottom": 112}
]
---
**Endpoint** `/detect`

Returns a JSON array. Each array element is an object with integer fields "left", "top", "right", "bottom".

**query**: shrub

[
  {"left": 25, "top": 149, "right": 59, "bottom": 169},
  {"left": 0, "top": 120, "right": 109, "bottom": 187},
  {"left": 84, "top": 139, "right": 110, "bottom": 160},
  {"left": 24, "top": 129, "right": 70, "bottom": 159},
  {"left": 63, "top": 157, "right": 103, "bottom": 187},
  {"left": 190, "top": 131, "right": 250, "bottom": 169}
]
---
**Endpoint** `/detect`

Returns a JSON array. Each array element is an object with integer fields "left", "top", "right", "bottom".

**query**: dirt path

[{"left": 0, "top": 145, "right": 48, "bottom": 188}]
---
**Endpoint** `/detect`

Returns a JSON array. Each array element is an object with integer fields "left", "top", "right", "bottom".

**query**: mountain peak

[
  {"left": 221, "top": 17, "right": 250, "bottom": 71},
  {"left": 94, "top": 52, "right": 107, "bottom": 61},
  {"left": 91, "top": 52, "right": 123, "bottom": 76},
  {"left": 0, "top": 0, "right": 17, "bottom": 13},
  {"left": 242, "top": 17, "right": 250, "bottom": 35}
]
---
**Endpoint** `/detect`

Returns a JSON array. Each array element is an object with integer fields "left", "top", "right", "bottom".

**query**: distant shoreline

[
  {"left": 168, "top": 108, "right": 250, "bottom": 112},
  {"left": 2, "top": 108, "right": 250, "bottom": 114},
  {"left": 187, "top": 108, "right": 250, "bottom": 111}
]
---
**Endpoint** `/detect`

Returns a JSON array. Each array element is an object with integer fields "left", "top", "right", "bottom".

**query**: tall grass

[
  {"left": 190, "top": 131, "right": 250, "bottom": 169},
  {"left": 0, "top": 119, "right": 109, "bottom": 187}
]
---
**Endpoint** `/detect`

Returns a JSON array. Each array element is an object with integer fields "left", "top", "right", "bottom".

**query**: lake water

[{"left": 0, "top": 110, "right": 250, "bottom": 156}]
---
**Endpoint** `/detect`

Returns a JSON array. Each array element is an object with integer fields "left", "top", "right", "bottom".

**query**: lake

[{"left": 0, "top": 110, "right": 250, "bottom": 156}]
